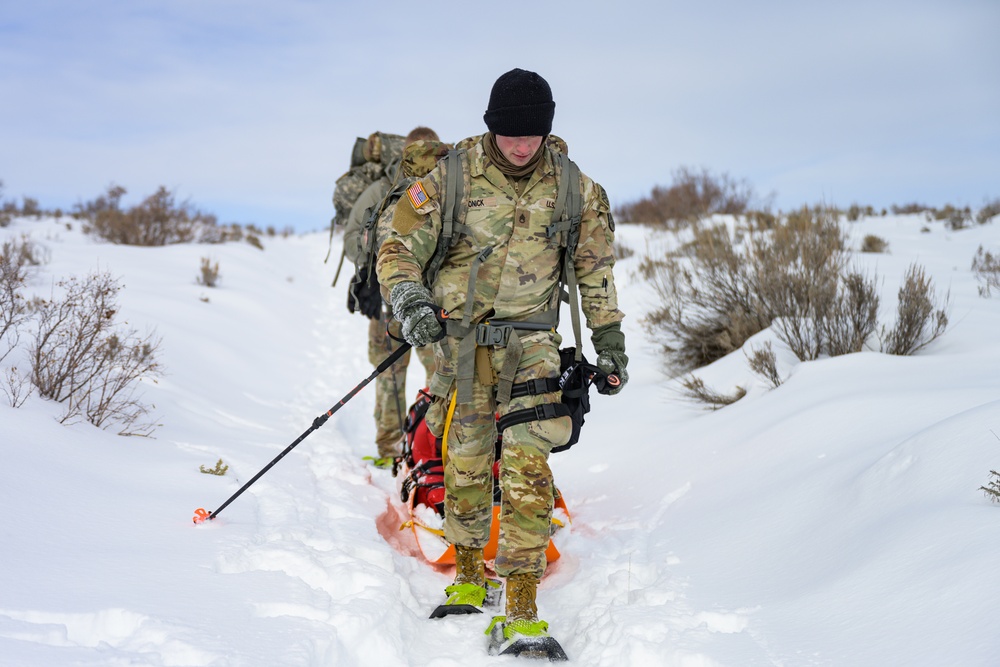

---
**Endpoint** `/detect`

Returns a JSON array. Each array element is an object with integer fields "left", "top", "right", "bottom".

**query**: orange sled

[{"left": 400, "top": 492, "right": 571, "bottom": 566}]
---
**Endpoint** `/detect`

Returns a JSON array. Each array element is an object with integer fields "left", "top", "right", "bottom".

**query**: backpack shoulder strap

[
  {"left": 425, "top": 148, "right": 471, "bottom": 287},
  {"left": 359, "top": 172, "right": 413, "bottom": 271},
  {"left": 548, "top": 153, "right": 585, "bottom": 360}
]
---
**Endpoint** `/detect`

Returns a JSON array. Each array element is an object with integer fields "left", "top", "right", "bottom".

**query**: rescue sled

[{"left": 393, "top": 389, "right": 571, "bottom": 566}]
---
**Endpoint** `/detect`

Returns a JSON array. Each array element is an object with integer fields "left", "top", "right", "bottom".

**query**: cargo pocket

[
  {"left": 424, "top": 395, "right": 446, "bottom": 439},
  {"left": 523, "top": 413, "right": 572, "bottom": 453}
]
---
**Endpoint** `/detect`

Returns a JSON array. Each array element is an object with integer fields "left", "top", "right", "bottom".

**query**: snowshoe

[
  {"left": 485, "top": 616, "right": 568, "bottom": 661},
  {"left": 429, "top": 578, "right": 502, "bottom": 618},
  {"left": 362, "top": 455, "right": 395, "bottom": 469}
]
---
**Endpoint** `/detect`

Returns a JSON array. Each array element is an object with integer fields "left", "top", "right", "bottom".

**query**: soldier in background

[
  {"left": 344, "top": 126, "right": 439, "bottom": 467},
  {"left": 377, "top": 69, "right": 628, "bottom": 653}
]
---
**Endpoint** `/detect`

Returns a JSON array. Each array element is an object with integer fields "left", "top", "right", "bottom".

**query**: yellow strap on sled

[{"left": 441, "top": 388, "right": 458, "bottom": 466}]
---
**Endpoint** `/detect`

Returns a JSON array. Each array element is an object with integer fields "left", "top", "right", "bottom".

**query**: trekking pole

[{"left": 192, "top": 340, "right": 412, "bottom": 524}]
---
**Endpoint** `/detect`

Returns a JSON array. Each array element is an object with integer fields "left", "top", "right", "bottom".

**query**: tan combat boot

[
  {"left": 453, "top": 544, "right": 485, "bottom": 586},
  {"left": 430, "top": 545, "right": 492, "bottom": 618},
  {"left": 504, "top": 573, "right": 539, "bottom": 622},
  {"left": 486, "top": 573, "right": 566, "bottom": 659}
]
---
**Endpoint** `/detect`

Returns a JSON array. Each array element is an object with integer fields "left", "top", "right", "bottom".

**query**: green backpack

[
  {"left": 354, "top": 139, "right": 454, "bottom": 275},
  {"left": 326, "top": 132, "right": 406, "bottom": 271},
  {"left": 331, "top": 131, "right": 406, "bottom": 228}
]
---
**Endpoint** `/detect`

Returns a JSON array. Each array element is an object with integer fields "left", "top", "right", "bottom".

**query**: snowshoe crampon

[
  {"left": 486, "top": 616, "right": 568, "bottom": 661},
  {"left": 429, "top": 579, "right": 503, "bottom": 618}
]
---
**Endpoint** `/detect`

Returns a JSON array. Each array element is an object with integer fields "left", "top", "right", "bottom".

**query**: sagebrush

[
  {"left": 642, "top": 206, "right": 853, "bottom": 372},
  {"left": 971, "top": 246, "right": 1000, "bottom": 297},
  {"left": 879, "top": 264, "right": 949, "bottom": 356},
  {"left": 642, "top": 207, "right": 948, "bottom": 385},
  {"left": 75, "top": 185, "right": 217, "bottom": 246},
  {"left": 29, "top": 271, "right": 163, "bottom": 434},
  {"left": 615, "top": 167, "right": 757, "bottom": 227},
  {"left": 198, "top": 257, "right": 220, "bottom": 287},
  {"left": 981, "top": 470, "right": 1000, "bottom": 504},
  {"left": 677, "top": 375, "right": 746, "bottom": 410},
  {"left": 860, "top": 234, "right": 889, "bottom": 253}
]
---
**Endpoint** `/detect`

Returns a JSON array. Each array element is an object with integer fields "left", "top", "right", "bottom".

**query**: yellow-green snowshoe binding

[
  {"left": 429, "top": 579, "right": 502, "bottom": 619},
  {"left": 485, "top": 616, "right": 568, "bottom": 661},
  {"left": 361, "top": 455, "right": 395, "bottom": 469}
]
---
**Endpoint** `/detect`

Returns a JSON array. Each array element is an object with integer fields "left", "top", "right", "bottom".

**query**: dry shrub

[
  {"left": 860, "top": 234, "right": 889, "bottom": 253},
  {"left": 976, "top": 199, "right": 1000, "bottom": 225},
  {"left": 197, "top": 257, "right": 220, "bottom": 287},
  {"left": 847, "top": 204, "right": 876, "bottom": 222},
  {"left": 982, "top": 470, "right": 1000, "bottom": 504},
  {"left": 2, "top": 366, "right": 33, "bottom": 407},
  {"left": 642, "top": 222, "right": 771, "bottom": 372},
  {"left": 643, "top": 209, "right": 848, "bottom": 371},
  {"left": 754, "top": 207, "right": 848, "bottom": 361},
  {"left": 743, "top": 209, "right": 778, "bottom": 231},
  {"left": 0, "top": 180, "right": 11, "bottom": 227},
  {"left": 614, "top": 239, "right": 635, "bottom": 260},
  {"left": 746, "top": 341, "right": 783, "bottom": 388},
  {"left": 615, "top": 167, "right": 755, "bottom": 227},
  {"left": 879, "top": 263, "right": 949, "bottom": 356},
  {"left": 643, "top": 207, "right": 892, "bottom": 374},
  {"left": 200, "top": 458, "right": 229, "bottom": 475},
  {"left": 678, "top": 375, "right": 746, "bottom": 409},
  {"left": 76, "top": 185, "right": 218, "bottom": 246},
  {"left": 972, "top": 245, "right": 1000, "bottom": 297},
  {"left": 892, "top": 203, "right": 929, "bottom": 215},
  {"left": 823, "top": 271, "right": 881, "bottom": 356},
  {"left": 1, "top": 235, "right": 47, "bottom": 363},
  {"left": 1, "top": 254, "right": 27, "bottom": 362},
  {"left": 931, "top": 204, "right": 972, "bottom": 230},
  {"left": 29, "top": 271, "right": 162, "bottom": 434}
]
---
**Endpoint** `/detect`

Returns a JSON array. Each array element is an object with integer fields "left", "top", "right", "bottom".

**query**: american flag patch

[{"left": 407, "top": 182, "right": 429, "bottom": 209}]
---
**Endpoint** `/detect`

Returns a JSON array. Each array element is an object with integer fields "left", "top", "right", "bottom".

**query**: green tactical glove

[
  {"left": 389, "top": 281, "right": 444, "bottom": 347},
  {"left": 592, "top": 322, "right": 628, "bottom": 395}
]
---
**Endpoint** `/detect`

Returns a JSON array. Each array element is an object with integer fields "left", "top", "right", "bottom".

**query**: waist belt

[
  {"left": 474, "top": 320, "right": 551, "bottom": 347},
  {"left": 445, "top": 318, "right": 555, "bottom": 405}
]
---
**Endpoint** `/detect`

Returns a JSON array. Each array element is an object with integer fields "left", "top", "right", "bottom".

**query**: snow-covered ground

[{"left": 1, "top": 212, "right": 998, "bottom": 666}]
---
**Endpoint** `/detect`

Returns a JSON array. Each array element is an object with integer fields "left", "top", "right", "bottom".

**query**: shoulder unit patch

[{"left": 407, "top": 181, "right": 430, "bottom": 209}]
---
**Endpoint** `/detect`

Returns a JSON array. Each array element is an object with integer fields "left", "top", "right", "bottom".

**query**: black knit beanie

[{"left": 483, "top": 68, "right": 555, "bottom": 137}]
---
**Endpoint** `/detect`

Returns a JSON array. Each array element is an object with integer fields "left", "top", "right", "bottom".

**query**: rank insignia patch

[{"left": 407, "top": 182, "right": 429, "bottom": 209}]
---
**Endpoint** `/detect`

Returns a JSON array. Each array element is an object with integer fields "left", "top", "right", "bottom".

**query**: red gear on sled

[{"left": 396, "top": 389, "right": 570, "bottom": 567}]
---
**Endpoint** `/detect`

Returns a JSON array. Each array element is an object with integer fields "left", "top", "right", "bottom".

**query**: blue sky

[{"left": 2, "top": 0, "right": 997, "bottom": 232}]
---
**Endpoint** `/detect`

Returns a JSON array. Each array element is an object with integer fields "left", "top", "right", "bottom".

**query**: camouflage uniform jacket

[{"left": 377, "top": 137, "right": 624, "bottom": 396}]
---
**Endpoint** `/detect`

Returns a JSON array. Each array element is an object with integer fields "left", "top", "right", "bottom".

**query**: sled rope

[{"left": 441, "top": 388, "right": 458, "bottom": 466}]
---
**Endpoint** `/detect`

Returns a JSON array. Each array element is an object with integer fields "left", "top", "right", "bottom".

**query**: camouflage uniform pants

[
  {"left": 426, "top": 331, "right": 572, "bottom": 579},
  {"left": 369, "top": 313, "right": 435, "bottom": 457}
]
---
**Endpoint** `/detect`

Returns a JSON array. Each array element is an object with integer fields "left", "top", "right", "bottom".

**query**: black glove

[{"left": 347, "top": 266, "right": 383, "bottom": 320}]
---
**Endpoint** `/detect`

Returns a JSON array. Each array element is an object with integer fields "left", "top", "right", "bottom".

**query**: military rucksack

[
  {"left": 354, "top": 139, "right": 454, "bottom": 276},
  {"left": 327, "top": 132, "right": 407, "bottom": 273},
  {"left": 331, "top": 132, "right": 406, "bottom": 228}
]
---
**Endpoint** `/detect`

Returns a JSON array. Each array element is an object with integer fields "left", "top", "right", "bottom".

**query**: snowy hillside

[{"left": 1, "top": 213, "right": 999, "bottom": 666}]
